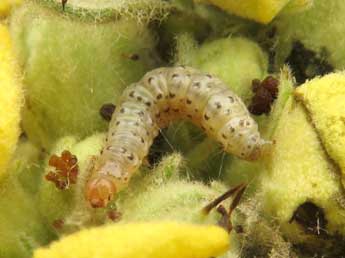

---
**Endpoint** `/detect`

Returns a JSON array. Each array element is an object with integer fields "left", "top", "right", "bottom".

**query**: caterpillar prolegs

[{"left": 86, "top": 66, "right": 271, "bottom": 208}]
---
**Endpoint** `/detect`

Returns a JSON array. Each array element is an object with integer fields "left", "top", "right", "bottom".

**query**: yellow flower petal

[
  {"left": 34, "top": 222, "right": 229, "bottom": 258},
  {"left": 0, "top": 24, "right": 23, "bottom": 178},
  {"left": 295, "top": 72, "right": 345, "bottom": 187},
  {"left": 0, "top": 0, "right": 22, "bottom": 17},
  {"left": 200, "top": 0, "right": 311, "bottom": 24},
  {"left": 261, "top": 97, "right": 345, "bottom": 239},
  {"left": 263, "top": 98, "right": 336, "bottom": 219}
]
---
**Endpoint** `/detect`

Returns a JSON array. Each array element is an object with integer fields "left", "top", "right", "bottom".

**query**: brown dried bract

[
  {"left": 202, "top": 183, "right": 246, "bottom": 214},
  {"left": 216, "top": 205, "right": 232, "bottom": 232},
  {"left": 202, "top": 184, "right": 246, "bottom": 233},
  {"left": 261, "top": 76, "right": 279, "bottom": 98},
  {"left": 45, "top": 150, "right": 79, "bottom": 190},
  {"left": 249, "top": 76, "right": 279, "bottom": 115}
]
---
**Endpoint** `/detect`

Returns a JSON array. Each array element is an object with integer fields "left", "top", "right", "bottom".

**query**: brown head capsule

[{"left": 86, "top": 175, "right": 117, "bottom": 208}]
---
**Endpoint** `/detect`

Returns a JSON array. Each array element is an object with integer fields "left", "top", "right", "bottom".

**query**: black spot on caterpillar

[{"left": 85, "top": 66, "right": 271, "bottom": 208}]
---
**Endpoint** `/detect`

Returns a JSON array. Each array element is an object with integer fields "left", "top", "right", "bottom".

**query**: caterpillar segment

[{"left": 86, "top": 66, "right": 271, "bottom": 208}]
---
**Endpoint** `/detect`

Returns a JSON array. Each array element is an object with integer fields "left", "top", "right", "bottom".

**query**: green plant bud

[
  {"left": 271, "top": 0, "right": 345, "bottom": 84},
  {"left": 0, "top": 141, "right": 56, "bottom": 258},
  {"left": 37, "top": 134, "right": 106, "bottom": 234},
  {"left": 121, "top": 179, "right": 226, "bottom": 223},
  {"left": 10, "top": 138, "right": 45, "bottom": 196},
  {"left": 0, "top": 177, "right": 57, "bottom": 258},
  {"left": 118, "top": 152, "right": 246, "bottom": 258},
  {"left": 118, "top": 153, "right": 227, "bottom": 224},
  {"left": 10, "top": 0, "right": 164, "bottom": 150}
]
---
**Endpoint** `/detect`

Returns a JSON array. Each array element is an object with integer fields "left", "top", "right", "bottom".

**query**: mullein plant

[{"left": 2, "top": 0, "right": 345, "bottom": 258}]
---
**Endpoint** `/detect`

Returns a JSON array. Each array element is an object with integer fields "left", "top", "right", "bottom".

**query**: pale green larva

[{"left": 86, "top": 66, "right": 271, "bottom": 208}]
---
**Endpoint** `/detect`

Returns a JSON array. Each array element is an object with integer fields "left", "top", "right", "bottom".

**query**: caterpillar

[{"left": 86, "top": 66, "right": 271, "bottom": 208}]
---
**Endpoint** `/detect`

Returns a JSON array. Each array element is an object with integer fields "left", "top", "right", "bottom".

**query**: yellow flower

[
  {"left": 0, "top": 24, "right": 23, "bottom": 178},
  {"left": 295, "top": 72, "right": 345, "bottom": 187},
  {"left": 260, "top": 97, "right": 345, "bottom": 241},
  {"left": 34, "top": 222, "right": 229, "bottom": 258},
  {"left": 199, "top": 0, "right": 312, "bottom": 24},
  {"left": 0, "top": 0, "right": 22, "bottom": 17}
]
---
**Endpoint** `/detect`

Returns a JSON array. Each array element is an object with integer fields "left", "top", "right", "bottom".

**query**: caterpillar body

[{"left": 86, "top": 66, "right": 271, "bottom": 208}]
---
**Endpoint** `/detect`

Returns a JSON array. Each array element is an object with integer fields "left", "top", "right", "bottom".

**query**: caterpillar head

[{"left": 85, "top": 175, "right": 117, "bottom": 208}]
